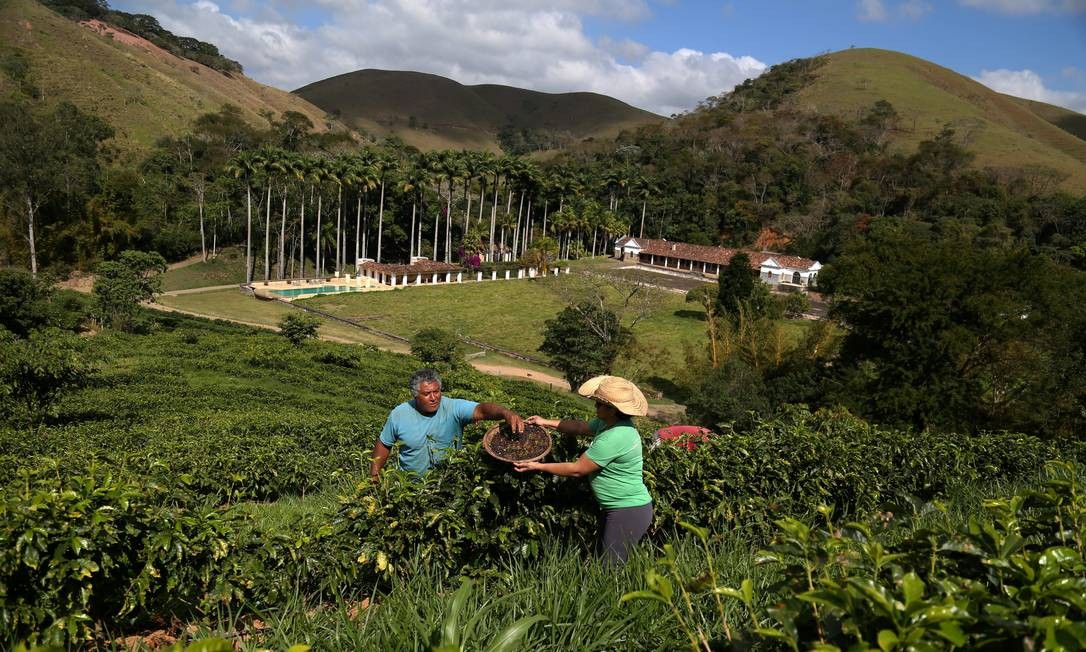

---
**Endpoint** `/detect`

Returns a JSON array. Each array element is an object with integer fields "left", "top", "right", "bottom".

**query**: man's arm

[
  {"left": 472, "top": 402, "right": 525, "bottom": 432},
  {"left": 370, "top": 439, "right": 391, "bottom": 481}
]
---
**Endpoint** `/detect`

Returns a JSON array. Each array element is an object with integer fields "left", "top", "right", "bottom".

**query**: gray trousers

[{"left": 599, "top": 502, "right": 653, "bottom": 564}]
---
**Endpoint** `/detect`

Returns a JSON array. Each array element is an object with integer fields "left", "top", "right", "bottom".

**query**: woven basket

[{"left": 482, "top": 423, "right": 552, "bottom": 463}]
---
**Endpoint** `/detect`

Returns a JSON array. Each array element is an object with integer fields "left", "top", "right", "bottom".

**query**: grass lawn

[
  {"left": 162, "top": 248, "right": 248, "bottom": 292},
  {"left": 304, "top": 274, "right": 817, "bottom": 382},
  {"left": 154, "top": 288, "right": 407, "bottom": 350},
  {"left": 156, "top": 271, "right": 819, "bottom": 392}
]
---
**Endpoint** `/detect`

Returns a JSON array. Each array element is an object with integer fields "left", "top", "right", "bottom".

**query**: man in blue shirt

[{"left": 370, "top": 368, "right": 525, "bottom": 479}]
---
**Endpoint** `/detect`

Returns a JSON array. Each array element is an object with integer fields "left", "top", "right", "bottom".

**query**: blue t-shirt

[{"left": 379, "top": 397, "right": 479, "bottom": 476}]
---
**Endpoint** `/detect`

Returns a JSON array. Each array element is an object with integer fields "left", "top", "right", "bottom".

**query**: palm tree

[
  {"left": 224, "top": 150, "right": 265, "bottom": 285},
  {"left": 349, "top": 155, "right": 377, "bottom": 269},
  {"left": 487, "top": 155, "right": 515, "bottom": 262},
  {"left": 292, "top": 155, "right": 314, "bottom": 278},
  {"left": 631, "top": 175, "right": 659, "bottom": 239},
  {"left": 259, "top": 146, "right": 288, "bottom": 283},
  {"left": 371, "top": 151, "right": 398, "bottom": 264},
  {"left": 308, "top": 157, "right": 330, "bottom": 276},
  {"left": 277, "top": 152, "right": 301, "bottom": 279},
  {"left": 399, "top": 159, "right": 430, "bottom": 262}
]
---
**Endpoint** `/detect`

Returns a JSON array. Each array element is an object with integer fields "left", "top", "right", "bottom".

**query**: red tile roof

[
  {"left": 359, "top": 260, "right": 463, "bottom": 275},
  {"left": 622, "top": 237, "right": 818, "bottom": 271}
]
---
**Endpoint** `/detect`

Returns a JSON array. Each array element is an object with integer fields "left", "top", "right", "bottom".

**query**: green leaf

[
  {"left": 741, "top": 578, "right": 755, "bottom": 604},
  {"left": 441, "top": 578, "right": 474, "bottom": 647},
  {"left": 877, "top": 629, "right": 899, "bottom": 652},
  {"left": 901, "top": 572, "right": 924, "bottom": 607},
  {"left": 184, "top": 639, "right": 234, "bottom": 652},
  {"left": 647, "top": 569, "right": 674, "bottom": 600},
  {"left": 798, "top": 589, "right": 849, "bottom": 610},
  {"left": 679, "top": 521, "right": 709, "bottom": 542},
  {"left": 483, "top": 615, "right": 548, "bottom": 652},
  {"left": 847, "top": 578, "right": 897, "bottom": 619},
  {"left": 936, "top": 621, "right": 967, "bottom": 647},
  {"left": 620, "top": 590, "right": 669, "bottom": 604}
]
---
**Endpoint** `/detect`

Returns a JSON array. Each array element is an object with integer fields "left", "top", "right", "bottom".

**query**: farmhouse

[
  {"left": 358, "top": 259, "right": 464, "bottom": 287},
  {"left": 613, "top": 236, "right": 821, "bottom": 290}
]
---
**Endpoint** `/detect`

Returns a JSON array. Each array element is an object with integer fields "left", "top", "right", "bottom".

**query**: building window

[{"left": 792, "top": 272, "right": 801, "bottom": 284}]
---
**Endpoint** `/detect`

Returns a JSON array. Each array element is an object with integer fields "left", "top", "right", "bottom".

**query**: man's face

[{"left": 415, "top": 380, "right": 442, "bottom": 414}]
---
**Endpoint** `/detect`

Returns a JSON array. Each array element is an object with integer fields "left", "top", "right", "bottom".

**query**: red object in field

[{"left": 653, "top": 425, "right": 713, "bottom": 451}]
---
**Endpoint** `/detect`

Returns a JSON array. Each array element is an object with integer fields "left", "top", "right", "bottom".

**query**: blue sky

[{"left": 113, "top": 0, "right": 1086, "bottom": 115}]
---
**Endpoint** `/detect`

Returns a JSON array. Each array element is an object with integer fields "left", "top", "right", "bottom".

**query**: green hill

[
  {"left": 0, "top": 0, "right": 341, "bottom": 156},
  {"left": 293, "top": 68, "right": 666, "bottom": 152},
  {"left": 789, "top": 48, "right": 1086, "bottom": 191},
  {"left": 1008, "top": 96, "right": 1086, "bottom": 143}
]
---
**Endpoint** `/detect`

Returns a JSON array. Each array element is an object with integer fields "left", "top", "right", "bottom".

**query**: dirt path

[{"left": 472, "top": 363, "right": 571, "bottom": 391}]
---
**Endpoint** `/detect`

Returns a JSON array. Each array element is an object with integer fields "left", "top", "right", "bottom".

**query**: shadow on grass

[
  {"left": 643, "top": 376, "right": 689, "bottom": 404},
  {"left": 672, "top": 309, "right": 706, "bottom": 320}
]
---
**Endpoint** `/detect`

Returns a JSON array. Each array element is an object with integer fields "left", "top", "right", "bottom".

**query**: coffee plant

[
  {"left": 626, "top": 460, "right": 1086, "bottom": 650},
  {"left": 2, "top": 312, "right": 1081, "bottom": 646}
]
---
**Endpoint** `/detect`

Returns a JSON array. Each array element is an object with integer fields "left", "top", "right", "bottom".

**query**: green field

[
  {"left": 162, "top": 248, "right": 249, "bottom": 292},
  {"left": 4, "top": 311, "right": 1081, "bottom": 649},
  {"left": 157, "top": 269, "right": 814, "bottom": 389}
]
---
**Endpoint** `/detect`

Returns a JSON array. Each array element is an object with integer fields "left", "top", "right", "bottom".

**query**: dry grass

[
  {"left": 792, "top": 48, "right": 1086, "bottom": 191},
  {"left": 0, "top": 0, "right": 340, "bottom": 156}
]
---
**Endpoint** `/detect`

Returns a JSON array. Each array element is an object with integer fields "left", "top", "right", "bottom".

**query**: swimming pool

[{"left": 270, "top": 285, "right": 355, "bottom": 298}]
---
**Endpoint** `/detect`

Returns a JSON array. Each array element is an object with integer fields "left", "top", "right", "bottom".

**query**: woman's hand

[
  {"left": 526, "top": 415, "right": 559, "bottom": 429},
  {"left": 513, "top": 460, "right": 544, "bottom": 473}
]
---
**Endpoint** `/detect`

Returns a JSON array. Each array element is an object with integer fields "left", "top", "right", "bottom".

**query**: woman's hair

[{"left": 409, "top": 368, "right": 443, "bottom": 394}]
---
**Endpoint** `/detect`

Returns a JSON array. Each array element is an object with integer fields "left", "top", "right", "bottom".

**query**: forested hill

[
  {"left": 0, "top": 0, "right": 341, "bottom": 155},
  {"left": 786, "top": 48, "right": 1086, "bottom": 191},
  {"left": 293, "top": 69, "right": 666, "bottom": 153}
]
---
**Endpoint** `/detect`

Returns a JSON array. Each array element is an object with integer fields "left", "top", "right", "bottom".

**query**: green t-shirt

[{"left": 584, "top": 418, "right": 652, "bottom": 509}]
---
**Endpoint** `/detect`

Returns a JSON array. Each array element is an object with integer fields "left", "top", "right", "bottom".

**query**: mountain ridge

[
  {"left": 293, "top": 68, "right": 666, "bottom": 152},
  {"left": 0, "top": 0, "right": 342, "bottom": 156}
]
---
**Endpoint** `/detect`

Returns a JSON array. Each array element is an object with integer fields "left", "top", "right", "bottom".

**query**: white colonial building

[{"left": 614, "top": 237, "right": 821, "bottom": 290}]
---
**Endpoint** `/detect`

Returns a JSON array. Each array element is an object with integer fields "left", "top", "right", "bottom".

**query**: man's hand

[{"left": 505, "top": 410, "right": 525, "bottom": 433}]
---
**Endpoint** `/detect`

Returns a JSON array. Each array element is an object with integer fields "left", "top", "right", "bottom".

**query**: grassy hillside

[
  {"left": 0, "top": 0, "right": 340, "bottom": 155},
  {"left": 1009, "top": 95, "right": 1086, "bottom": 142},
  {"left": 293, "top": 68, "right": 665, "bottom": 152},
  {"left": 791, "top": 48, "right": 1086, "bottom": 191}
]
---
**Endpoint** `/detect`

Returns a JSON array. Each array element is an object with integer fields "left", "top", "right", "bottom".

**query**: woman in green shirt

[{"left": 514, "top": 375, "right": 653, "bottom": 564}]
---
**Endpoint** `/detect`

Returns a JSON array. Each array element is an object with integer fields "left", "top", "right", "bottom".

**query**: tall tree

[{"left": 0, "top": 102, "right": 111, "bottom": 275}]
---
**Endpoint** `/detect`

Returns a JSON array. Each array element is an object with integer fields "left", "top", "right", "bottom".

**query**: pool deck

[{"left": 252, "top": 276, "right": 392, "bottom": 301}]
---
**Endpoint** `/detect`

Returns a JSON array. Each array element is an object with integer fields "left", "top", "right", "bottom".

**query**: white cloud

[
  {"left": 959, "top": 0, "right": 1086, "bottom": 14},
  {"left": 125, "top": 0, "right": 766, "bottom": 115},
  {"left": 857, "top": 0, "right": 889, "bottom": 21},
  {"left": 898, "top": 0, "right": 934, "bottom": 19},
  {"left": 974, "top": 68, "right": 1086, "bottom": 113}
]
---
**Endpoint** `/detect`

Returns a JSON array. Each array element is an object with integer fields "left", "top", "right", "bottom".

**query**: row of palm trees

[{"left": 224, "top": 146, "right": 661, "bottom": 285}]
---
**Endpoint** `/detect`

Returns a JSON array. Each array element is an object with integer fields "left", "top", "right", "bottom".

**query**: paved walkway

[{"left": 160, "top": 284, "right": 243, "bottom": 296}]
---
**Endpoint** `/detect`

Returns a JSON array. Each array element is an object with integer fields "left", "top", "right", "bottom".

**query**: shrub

[
  {"left": 0, "top": 328, "right": 93, "bottom": 424},
  {"left": 278, "top": 313, "right": 320, "bottom": 347},
  {"left": 539, "top": 303, "right": 630, "bottom": 388},
  {"left": 410, "top": 328, "right": 464, "bottom": 367},
  {"left": 627, "top": 460, "right": 1086, "bottom": 650},
  {"left": 684, "top": 283, "right": 716, "bottom": 306},
  {"left": 92, "top": 250, "right": 167, "bottom": 332},
  {"left": 782, "top": 292, "right": 810, "bottom": 318},
  {"left": 0, "top": 270, "right": 55, "bottom": 337}
]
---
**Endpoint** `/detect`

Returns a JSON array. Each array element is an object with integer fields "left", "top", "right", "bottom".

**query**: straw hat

[{"left": 577, "top": 375, "right": 649, "bottom": 417}]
